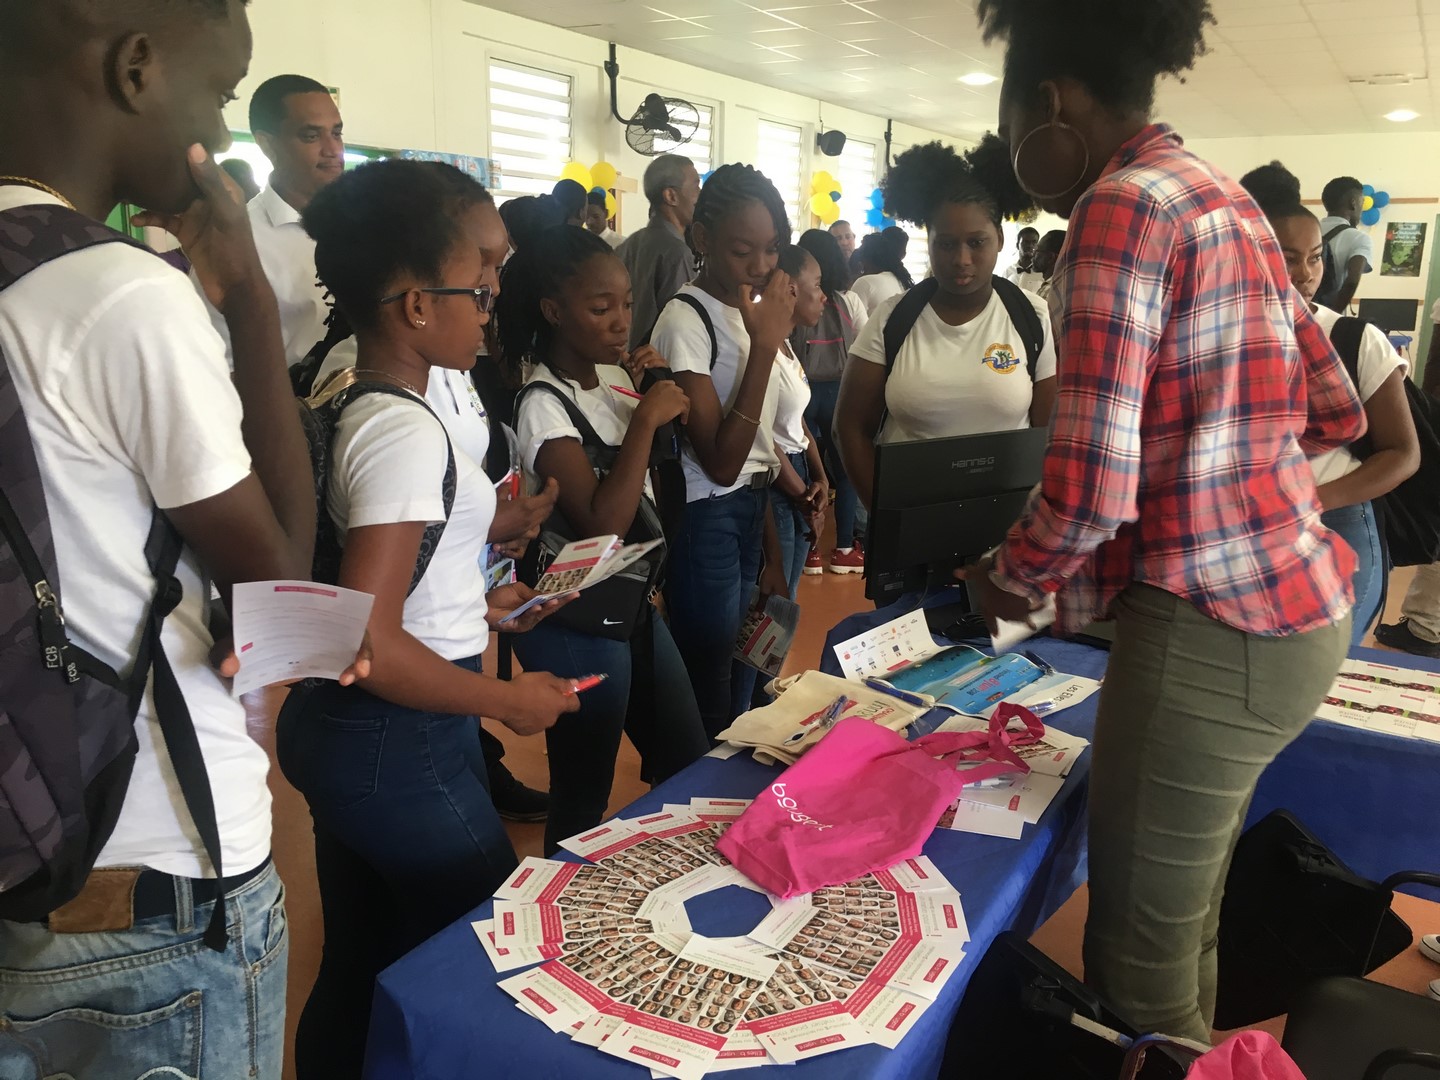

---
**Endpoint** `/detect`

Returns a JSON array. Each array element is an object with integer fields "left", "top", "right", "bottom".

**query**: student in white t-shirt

[
  {"left": 649, "top": 163, "right": 796, "bottom": 739},
  {"left": 836, "top": 142, "right": 1059, "bottom": 513},
  {"left": 1243, "top": 164, "right": 1419, "bottom": 645},
  {"left": 1319, "top": 176, "right": 1375, "bottom": 312},
  {"left": 273, "top": 160, "right": 579, "bottom": 1079},
  {"left": 849, "top": 230, "right": 914, "bottom": 315},
  {"left": 497, "top": 225, "right": 708, "bottom": 853},
  {"left": 768, "top": 244, "right": 829, "bottom": 598},
  {"left": 0, "top": 6, "right": 357, "bottom": 1077}
]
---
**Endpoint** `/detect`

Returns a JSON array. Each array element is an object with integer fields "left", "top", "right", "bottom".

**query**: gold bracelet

[{"left": 730, "top": 408, "right": 761, "bottom": 426}]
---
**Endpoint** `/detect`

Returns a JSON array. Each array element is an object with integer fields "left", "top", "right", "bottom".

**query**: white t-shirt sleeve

[
  {"left": 1339, "top": 229, "right": 1375, "bottom": 273},
  {"left": 1356, "top": 323, "right": 1409, "bottom": 401},
  {"left": 72, "top": 273, "right": 252, "bottom": 511},
  {"left": 516, "top": 384, "right": 584, "bottom": 476},
  {"left": 1026, "top": 290, "right": 1059, "bottom": 382},
  {"left": 851, "top": 293, "right": 902, "bottom": 367},
  {"left": 334, "top": 397, "right": 449, "bottom": 529},
  {"left": 843, "top": 290, "right": 870, "bottom": 338},
  {"left": 651, "top": 299, "right": 715, "bottom": 378}
]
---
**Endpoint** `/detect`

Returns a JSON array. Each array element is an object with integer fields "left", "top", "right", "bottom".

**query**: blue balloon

[
  {"left": 1373, "top": 191, "right": 1391, "bottom": 209},
  {"left": 701, "top": 170, "right": 715, "bottom": 184},
  {"left": 865, "top": 207, "right": 886, "bottom": 228},
  {"left": 869, "top": 188, "right": 885, "bottom": 210},
  {"left": 829, "top": 191, "right": 841, "bottom": 202},
  {"left": 1362, "top": 184, "right": 1375, "bottom": 196},
  {"left": 590, "top": 185, "right": 607, "bottom": 197},
  {"left": 1362, "top": 208, "right": 1382, "bottom": 226},
  {"left": 882, "top": 217, "right": 897, "bottom": 230}
]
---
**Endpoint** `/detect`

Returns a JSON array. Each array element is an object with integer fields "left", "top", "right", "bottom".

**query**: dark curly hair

[
  {"left": 693, "top": 163, "right": 791, "bottom": 253},
  {"left": 857, "top": 232, "right": 914, "bottom": 290},
  {"left": 777, "top": 244, "right": 817, "bottom": 280},
  {"left": 796, "top": 228, "right": 853, "bottom": 299},
  {"left": 493, "top": 224, "right": 614, "bottom": 380},
  {"left": 977, "top": 0, "right": 1214, "bottom": 114},
  {"left": 1240, "top": 161, "right": 1315, "bottom": 225},
  {"left": 882, "top": 134, "right": 1032, "bottom": 231},
  {"left": 302, "top": 159, "right": 493, "bottom": 331}
]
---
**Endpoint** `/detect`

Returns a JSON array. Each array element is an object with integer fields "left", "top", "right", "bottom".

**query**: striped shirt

[{"left": 992, "top": 124, "right": 1366, "bottom": 636}]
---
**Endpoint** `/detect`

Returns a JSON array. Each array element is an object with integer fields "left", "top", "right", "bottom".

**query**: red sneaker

[
  {"left": 828, "top": 547, "right": 865, "bottom": 575},
  {"left": 803, "top": 545, "right": 825, "bottom": 575}
]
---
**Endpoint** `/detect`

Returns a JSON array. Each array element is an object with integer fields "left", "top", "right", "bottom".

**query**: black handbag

[
  {"left": 1214, "top": 810, "right": 1440, "bottom": 1030},
  {"left": 515, "top": 382, "right": 668, "bottom": 642}
]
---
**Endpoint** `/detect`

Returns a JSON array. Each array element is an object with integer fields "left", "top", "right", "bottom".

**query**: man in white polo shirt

[
  {"left": 204, "top": 73, "right": 348, "bottom": 369},
  {"left": 0, "top": 2, "right": 329, "bottom": 1077},
  {"left": 1318, "top": 175, "right": 1374, "bottom": 313}
]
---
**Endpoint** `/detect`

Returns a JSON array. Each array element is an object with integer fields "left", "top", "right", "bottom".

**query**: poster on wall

[
  {"left": 398, "top": 149, "right": 503, "bottom": 190},
  {"left": 1381, "top": 221, "right": 1427, "bottom": 277}
]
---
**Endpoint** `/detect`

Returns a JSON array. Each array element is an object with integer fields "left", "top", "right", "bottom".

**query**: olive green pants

[{"left": 1084, "top": 584, "right": 1350, "bottom": 1043}]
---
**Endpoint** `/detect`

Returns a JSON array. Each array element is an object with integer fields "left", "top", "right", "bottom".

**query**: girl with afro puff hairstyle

[
  {"left": 966, "top": 0, "right": 1366, "bottom": 1044},
  {"left": 835, "top": 136, "right": 1058, "bottom": 520}
]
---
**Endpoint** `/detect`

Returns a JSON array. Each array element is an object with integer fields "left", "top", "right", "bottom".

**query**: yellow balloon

[
  {"left": 560, "top": 161, "right": 593, "bottom": 190},
  {"left": 809, "top": 192, "right": 840, "bottom": 223},
  {"left": 605, "top": 192, "right": 618, "bottom": 218},
  {"left": 811, "top": 171, "right": 838, "bottom": 195},
  {"left": 1362, "top": 195, "right": 1375, "bottom": 211},
  {"left": 590, "top": 161, "right": 618, "bottom": 190}
]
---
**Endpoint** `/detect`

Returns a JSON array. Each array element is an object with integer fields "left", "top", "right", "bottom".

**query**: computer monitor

[
  {"left": 1355, "top": 298, "right": 1420, "bottom": 334},
  {"left": 865, "top": 427, "right": 1049, "bottom": 604}
]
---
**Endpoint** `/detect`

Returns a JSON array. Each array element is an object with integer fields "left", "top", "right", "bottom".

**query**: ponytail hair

[{"left": 493, "top": 224, "right": 614, "bottom": 380}]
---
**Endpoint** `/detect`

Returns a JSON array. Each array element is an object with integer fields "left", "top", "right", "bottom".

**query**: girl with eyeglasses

[{"left": 273, "top": 160, "right": 579, "bottom": 1078}]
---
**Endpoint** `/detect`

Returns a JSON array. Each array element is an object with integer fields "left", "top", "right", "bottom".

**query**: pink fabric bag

[
  {"left": 1185, "top": 1032, "right": 1306, "bottom": 1080},
  {"left": 717, "top": 704, "right": 1043, "bottom": 898}
]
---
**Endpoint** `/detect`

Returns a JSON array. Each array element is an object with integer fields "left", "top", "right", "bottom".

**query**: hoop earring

[{"left": 1012, "top": 121, "right": 1091, "bottom": 202}]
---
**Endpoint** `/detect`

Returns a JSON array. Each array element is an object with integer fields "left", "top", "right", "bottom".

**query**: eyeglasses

[{"left": 378, "top": 285, "right": 493, "bottom": 313}]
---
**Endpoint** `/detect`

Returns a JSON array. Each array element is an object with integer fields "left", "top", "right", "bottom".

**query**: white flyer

[
  {"left": 831, "top": 609, "right": 943, "bottom": 680},
  {"left": 937, "top": 798, "right": 1026, "bottom": 839},
  {"left": 1318, "top": 668, "right": 1440, "bottom": 742},
  {"left": 471, "top": 919, "right": 561, "bottom": 972},
  {"left": 229, "top": 580, "right": 373, "bottom": 695},
  {"left": 958, "top": 772, "right": 1066, "bottom": 824},
  {"left": 600, "top": 936, "right": 779, "bottom": 1080},
  {"left": 847, "top": 981, "right": 935, "bottom": 1048},
  {"left": 498, "top": 965, "right": 604, "bottom": 1035},
  {"left": 990, "top": 594, "right": 1058, "bottom": 652}
]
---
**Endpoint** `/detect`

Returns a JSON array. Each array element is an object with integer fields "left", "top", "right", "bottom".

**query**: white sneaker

[
  {"left": 1430, "top": 978, "right": 1440, "bottom": 1002},
  {"left": 1421, "top": 933, "right": 1440, "bottom": 965}
]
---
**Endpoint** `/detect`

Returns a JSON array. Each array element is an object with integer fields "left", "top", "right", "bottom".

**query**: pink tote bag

[{"left": 717, "top": 704, "right": 1043, "bottom": 898}]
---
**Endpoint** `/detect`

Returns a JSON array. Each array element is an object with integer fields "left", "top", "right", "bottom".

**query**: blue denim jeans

[
  {"left": 276, "top": 656, "right": 518, "bottom": 1079},
  {"left": 804, "top": 379, "right": 861, "bottom": 547},
  {"left": 511, "top": 612, "right": 709, "bottom": 854},
  {"left": 771, "top": 451, "right": 811, "bottom": 601},
  {"left": 1322, "top": 501, "right": 1384, "bottom": 646},
  {"left": 665, "top": 486, "right": 767, "bottom": 740},
  {"left": 0, "top": 860, "right": 288, "bottom": 1080}
]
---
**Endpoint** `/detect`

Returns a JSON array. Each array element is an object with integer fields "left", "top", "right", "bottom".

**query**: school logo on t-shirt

[{"left": 981, "top": 342, "right": 1021, "bottom": 374}]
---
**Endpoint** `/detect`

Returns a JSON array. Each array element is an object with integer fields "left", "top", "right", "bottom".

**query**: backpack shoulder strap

[
  {"left": 882, "top": 279, "right": 941, "bottom": 376},
  {"left": 1329, "top": 316, "right": 1366, "bottom": 390},
  {"left": 331, "top": 383, "right": 456, "bottom": 594},
  {"left": 1324, "top": 223, "right": 1351, "bottom": 243},
  {"left": 643, "top": 292, "right": 718, "bottom": 370},
  {"left": 516, "top": 380, "right": 613, "bottom": 451},
  {"left": 0, "top": 205, "right": 146, "bottom": 290},
  {"left": 992, "top": 275, "right": 1046, "bottom": 383}
]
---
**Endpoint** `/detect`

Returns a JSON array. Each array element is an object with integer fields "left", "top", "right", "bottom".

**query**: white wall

[
  {"left": 230, "top": 0, "right": 970, "bottom": 232},
  {"left": 1188, "top": 132, "right": 1440, "bottom": 364}
]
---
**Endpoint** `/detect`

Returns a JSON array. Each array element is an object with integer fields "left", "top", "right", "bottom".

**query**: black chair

[
  {"left": 1215, "top": 810, "right": 1440, "bottom": 1029},
  {"left": 1283, "top": 977, "right": 1440, "bottom": 1080}
]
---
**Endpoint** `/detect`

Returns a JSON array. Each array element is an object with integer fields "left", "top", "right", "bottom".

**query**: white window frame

[
  {"left": 832, "top": 136, "right": 880, "bottom": 237},
  {"left": 486, "top": 57, "right": 575, "bottom": 203},
  {"left": 756, "top": 117, "right": 807, "bottom": 238}
]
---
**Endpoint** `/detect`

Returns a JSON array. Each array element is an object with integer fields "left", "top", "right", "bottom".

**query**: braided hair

[
  {"left": 692, "top": 163, "right": 791, "bottom": 273},
  {"left": 857, "top": 231, "right": 913, "bottom": 290},
  {"left": 883, "top": 134, "right": 1033, "bottom": 232},
  {"left": 493, "top": 224, "right": 615, "bottom": 381}
]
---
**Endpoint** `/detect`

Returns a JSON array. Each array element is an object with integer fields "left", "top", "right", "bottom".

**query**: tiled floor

[{"left": 252, "top": 562, "right": 1438, "bottom": 1080}]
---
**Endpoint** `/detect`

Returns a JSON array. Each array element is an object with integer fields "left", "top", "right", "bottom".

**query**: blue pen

[{"left": 863, "top": 677, "right": 929, "bottom": 709}]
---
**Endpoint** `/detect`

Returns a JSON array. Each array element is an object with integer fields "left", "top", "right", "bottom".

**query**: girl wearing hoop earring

[{"left": 965, "top": 0, "right": 1365, "bottom": 1045}]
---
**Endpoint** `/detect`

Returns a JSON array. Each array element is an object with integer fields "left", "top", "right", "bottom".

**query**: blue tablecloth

[
  {"left": 364, "top": 623, "right": 1105, "bottom": 1079},
  {"left": 363, "top": 590, "right": 1440, "bottom": 1079}
]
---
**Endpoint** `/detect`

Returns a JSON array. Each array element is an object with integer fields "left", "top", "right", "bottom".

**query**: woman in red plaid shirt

[{"left": 970, "top": 0, "right": 1366, "bottom": 1044}]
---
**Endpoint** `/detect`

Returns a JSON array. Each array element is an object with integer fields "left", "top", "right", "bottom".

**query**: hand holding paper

[{"left": 228, "top": 581, "right": 375, "bottom": 696}]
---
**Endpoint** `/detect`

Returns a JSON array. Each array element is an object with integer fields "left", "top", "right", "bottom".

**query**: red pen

[
  {"left": 609, "top": 384, "right": 645, "bottom": 401},
  {"left": 568, "top": 673, "right": 609, "bottom": 695},
  {"left": 508, "top": 471, "right": 521, "bottom": 500}
]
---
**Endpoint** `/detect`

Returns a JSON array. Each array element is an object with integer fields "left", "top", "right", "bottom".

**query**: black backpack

[
  {"left": 1314, "top": 224, "right": 1351, "bottom": 312},
  {"left": 1330, "top": 316, "right": 1440, "bottom": 566},
  {"left": 882, "top": 276, "right": 1046, "bottom": 382},
  {"left": 0, "top": 206, "right": 230, "bottom": 949},
  {"left": 511, "top": 381, "right": 667, "bottom": 641},
  {"left": 300, "top": 373, "right": 456, "bottom": 592}
]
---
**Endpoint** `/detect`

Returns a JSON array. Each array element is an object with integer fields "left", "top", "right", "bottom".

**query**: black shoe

[
  {"left": 1375, "top": 619, "right": 1440, "bottom": 659},
  {"left": 489, "top": 766, "right": 550, "bottom": 823}
]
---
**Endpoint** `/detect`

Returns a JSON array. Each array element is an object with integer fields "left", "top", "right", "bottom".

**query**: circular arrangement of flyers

[{"left": 473, "top": 797, "right": 971, "bottom": 1079}]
